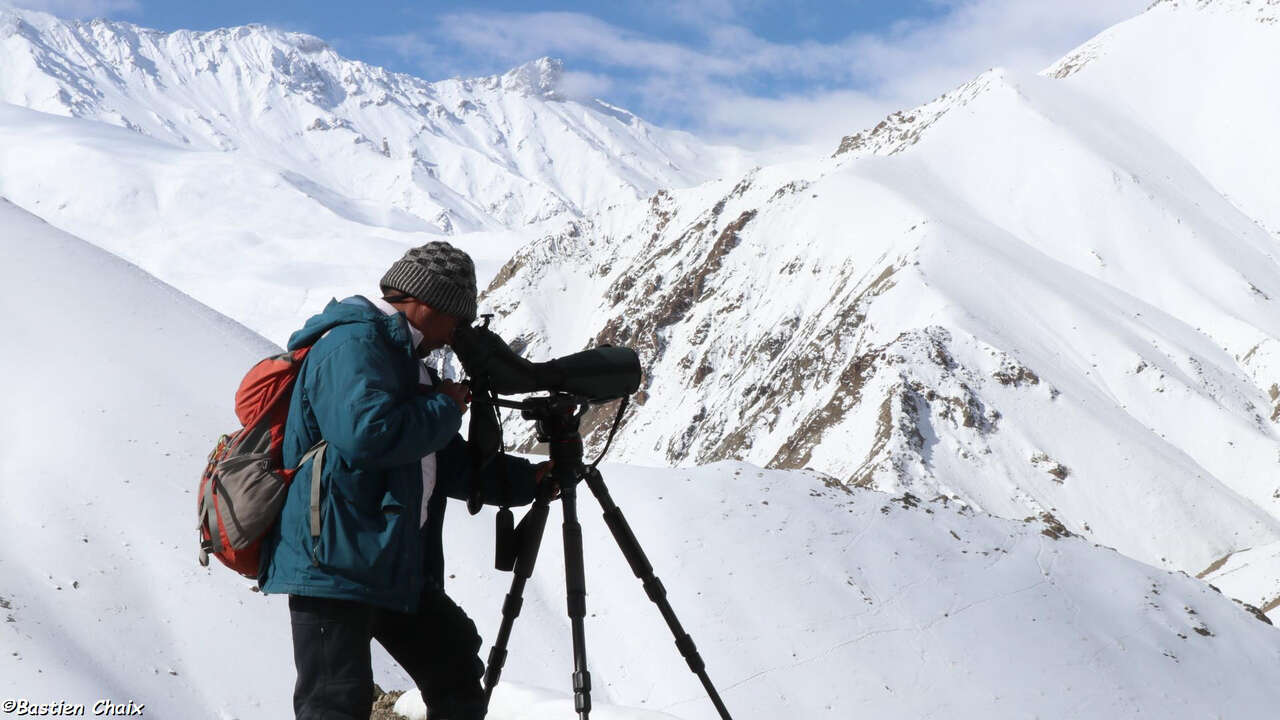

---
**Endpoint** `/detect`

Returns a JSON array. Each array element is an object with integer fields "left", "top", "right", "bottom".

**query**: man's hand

[
  {"left": 437, "top": 380, "right": 471, "bottom": 415},
  {"left": 534, "top": 460, "right": 558, "bottom": 497}
]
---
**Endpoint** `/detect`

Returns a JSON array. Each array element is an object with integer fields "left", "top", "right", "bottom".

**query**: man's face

[{"left": 397, "top": 299, "right": 462, "bottom": 354}]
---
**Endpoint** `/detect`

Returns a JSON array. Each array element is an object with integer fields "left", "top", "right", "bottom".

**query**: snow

[
  {"left": 0, "top": 7, "right": 749, "bottom": 344},
  {"left": 0, "top": 100, "right": 441, "bottom": 344},
  {"left": 1202, "top": 541, "right": 1280, "bottom": 615},
  {"left": 395, "top": 685, "right": 682, "bottom": 720},
  {"left": 1047, "top": 0, "right": 1280, "bottom": 233},
  {"left": 479, "top": 0, "right": 1280, "bottom": 618},
  {"left": 4, "top": 198, "right": 1278, "bottom": 719},
  {"left": 0, "top": 199, "right": 290, "bottom": 717},
  {"left": 0, "top": 12, "right": 747, "bottom": 231},
  {"left": 4, "top": 0, "right": 1280, "bottom": 717}
]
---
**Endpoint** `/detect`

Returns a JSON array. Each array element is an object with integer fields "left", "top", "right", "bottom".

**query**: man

[{"left": 260, "top": 241, "right": 545, "bottom": 719}]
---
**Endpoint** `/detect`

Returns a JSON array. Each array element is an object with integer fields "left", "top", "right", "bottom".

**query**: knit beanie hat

[{"left": 380, "top": 241, "right": 478, "bottom": 322}]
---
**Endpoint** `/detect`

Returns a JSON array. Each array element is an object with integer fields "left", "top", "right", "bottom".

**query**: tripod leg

[
  {"left": 582, "top": 468, "right": 735, "bottom": 720},
  {"left": 560, "top": 480, "right": 593, "bottom": 719},
  {"left": 483, "top": 494, "right": 552, "bottom": 708}
]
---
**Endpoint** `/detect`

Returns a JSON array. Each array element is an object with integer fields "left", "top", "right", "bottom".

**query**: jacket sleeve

[
  {"left": 436, "top": 435, "right": 539, "bottom": 507},
  {"left": 307, "top": 337, "right": 462, "bottom": 470}
]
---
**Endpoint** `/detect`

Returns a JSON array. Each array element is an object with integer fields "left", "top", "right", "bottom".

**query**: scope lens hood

[{"left": 549, "top": 347, "right": 642, "bottom": 400}]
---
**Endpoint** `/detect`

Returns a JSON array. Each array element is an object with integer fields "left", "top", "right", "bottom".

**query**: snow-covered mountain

[
  {"left": 0, "top": 7, "right": 746, "bottom": 343},
  {"left": 1046, "top": 0, "right": 1280, "bottom": 235},
  {"left": 0, "top": 99, "right": 463, "bottom": 344},
  {"left": 4, "top": 198, "right": 1278, "bottom": 719},
  {"left": 0, "top": 8, "right": 742, "bottom": 231},
  {"left": 481, "top": 0, "right": 1280, "bottom": 607}
]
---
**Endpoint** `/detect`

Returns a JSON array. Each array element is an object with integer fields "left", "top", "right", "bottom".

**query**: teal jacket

[{"left": 260, "top": 296, "right": 537, "bottom": 612}]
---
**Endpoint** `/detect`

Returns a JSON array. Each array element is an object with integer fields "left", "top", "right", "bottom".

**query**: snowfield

[{"left": 3, "top": 199, "right": 1279, "bottom": 718}]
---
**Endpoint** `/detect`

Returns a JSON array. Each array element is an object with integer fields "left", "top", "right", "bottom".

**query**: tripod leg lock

[
  {"left": 486, "top": 647, "right": 508, "bottom": 675},
  {"left": 643, "top": 577, "right": 667, "bottom": 603},
  {"left": 676, "top": 633, "right": 707, "bottom": 673},
  {"left": 503, "top": 592, "right": 524, "bottom": 618},
  {"left": 573, "top": 670, "right": 593, "bottom": 713}
]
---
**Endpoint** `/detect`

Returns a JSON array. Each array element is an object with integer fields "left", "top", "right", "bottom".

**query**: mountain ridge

[
  {"left": 0, "top": 8, "right": 748, "bottom": 342},
  {"left": 0, "top": 6, "right": 746, "bottom": 234},
  {"left": 478, "top": 0, "right": 1280, "bottom": 610}
]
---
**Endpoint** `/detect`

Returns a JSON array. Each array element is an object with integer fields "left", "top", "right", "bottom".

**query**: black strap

[
  {"left": 589, "top": 395, "right": 630, "bottom": 470},
  {"left": 488, "top": 387, "right": 519, "bottom": 572},
  {"left": 493, "top": 388, "right": 512, "bottom": 508},
  {"left": 468, "top": 385, "right": 512, "bottom": 516}
]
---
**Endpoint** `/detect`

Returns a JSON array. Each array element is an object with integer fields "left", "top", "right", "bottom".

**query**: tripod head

[{"left": 492, "top": 393, "right": 590, "bottom": 482}]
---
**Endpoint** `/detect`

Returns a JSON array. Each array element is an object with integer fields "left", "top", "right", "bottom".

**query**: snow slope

[
  {"left": 0, "top": 98, "right": 590, "bottom": 345},
  {"left": 419, "top": 458, "right": 1280, "bottom": 719},
  {"left": 481, "top": 0, "right": 1280, "bottom": 600},
  {"left": 0, "top": 198, "right": 292, "bottom": 717},
  {"left": 0, "top": 100, "right": 451, "bottom": 345},
  {"left": 1047, "top": 0, "right": 1280, "bottom": 234},
  {"left": 5, "top": 198, "right": 1279, "bottom": 719}
]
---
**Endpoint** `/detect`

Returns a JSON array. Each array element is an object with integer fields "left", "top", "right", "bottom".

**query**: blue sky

[{"left": 16, "top": 0, "right": 1149, "bottom": 150}]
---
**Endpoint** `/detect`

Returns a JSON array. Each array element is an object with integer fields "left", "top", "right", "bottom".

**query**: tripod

[{"left": 480, "top": 393, "right": 734, "bottom": 720}]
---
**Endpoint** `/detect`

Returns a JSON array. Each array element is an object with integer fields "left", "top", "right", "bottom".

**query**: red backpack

[{"left": 197, "top": 346, "right": 326, "bottom": 578}]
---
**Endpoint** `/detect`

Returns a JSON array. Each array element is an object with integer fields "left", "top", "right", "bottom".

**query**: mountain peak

[
  {"left": 230, "top": 23, "right": 330, "bottom": 53},
  {"left": 499, "top": 57, "right": 564, "bottom": 98},
  {"left": 0, "top": 8, "right": 332, "bottom": 59},
  {"left": 1049, "top": 0, "right": 1280, "bottom": 80},
  {"left": 832, "top": 68, "right": 1005, "bottom": 159},
  {"left": 0, "top": 5, "right": 53, "bottom": 35}
]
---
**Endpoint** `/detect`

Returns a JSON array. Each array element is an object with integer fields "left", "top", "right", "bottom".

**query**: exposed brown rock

[
  {"left": 1196, "top": 551, "right": 1235, "bottom": 579},
  {"left": 1237, "top": 600, "right": 1274, "bottom": 626},
  {"left": 370, "top": 686, "right": 405, "bottom": 720},
  {"left": 1037, "top": 511, "right": 1074, "bottom": 540},
  {"left": 993, "top": 363, "right": 1040, "bottom": 387}
]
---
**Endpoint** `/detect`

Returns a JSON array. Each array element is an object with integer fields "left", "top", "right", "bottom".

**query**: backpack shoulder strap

[
  {"left": 289, "top": 325, "right": 349, "bottom": 540},
  {"left": 297, "top": 441, "right": 327, "bottom": 539}
]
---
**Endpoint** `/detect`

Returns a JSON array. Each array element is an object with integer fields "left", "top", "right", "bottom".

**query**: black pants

[{"left": 288, "top": 586, "right": 487, "bottom": 720}]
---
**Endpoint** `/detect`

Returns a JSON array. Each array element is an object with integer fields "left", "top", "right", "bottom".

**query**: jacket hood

[{"left": 287, "top": 296, "right": 412, "bottom": 351}]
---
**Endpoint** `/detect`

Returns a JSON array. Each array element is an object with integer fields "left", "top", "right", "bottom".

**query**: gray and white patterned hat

[{"left": 380, "top": 241, "right": 477, "bottom": 322}]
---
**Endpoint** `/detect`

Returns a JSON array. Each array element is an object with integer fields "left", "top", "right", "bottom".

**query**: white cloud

[
  {"left": 557, "top": 70, "right": 615, "bottom": 101},
  {"left": 366, "top": 32, "right": 461, "bottom": 78},
  {"left": 439, "top": 11, "right": 740, "bottom": 77},
  {"left": 383, "top": 0, "right": 1152, "bottom": 152},
  {"left": 1, "top": 0, "right": 138, "bottom": 17},
  {"left": 693, "top": 88, "right": 898, "bottom": 158}
]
